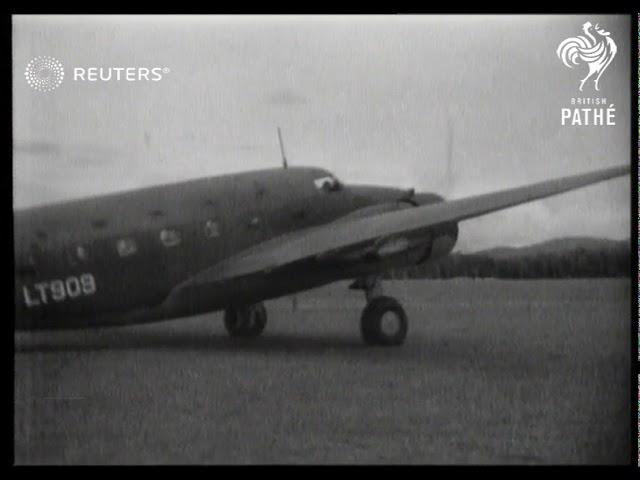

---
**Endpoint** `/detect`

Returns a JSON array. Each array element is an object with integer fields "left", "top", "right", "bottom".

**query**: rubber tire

[
  {"left": 360, "top": 296, "right": 408, "bottom": 346},
  {"left": 224, "top": 303, "right": 267, "bottom": 338}
]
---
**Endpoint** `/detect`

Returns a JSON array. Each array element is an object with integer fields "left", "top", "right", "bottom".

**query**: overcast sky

[{"left": 13, "top": 15, "right": 630, "bottom": 252}]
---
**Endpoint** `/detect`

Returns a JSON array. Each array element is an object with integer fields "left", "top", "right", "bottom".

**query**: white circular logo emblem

[{"left": 24, "top": 56, "right": 64, "bottom": 92}]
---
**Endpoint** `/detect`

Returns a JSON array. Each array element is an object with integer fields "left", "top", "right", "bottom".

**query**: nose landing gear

[
  {"left": 351, "top": 276, "right": 408, "bottom": 346},
  {"left": 224, "top": 302, "right": 267, "bottom": 338}
]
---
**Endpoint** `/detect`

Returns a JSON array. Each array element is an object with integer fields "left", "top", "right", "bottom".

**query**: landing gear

[
  {"left": 351, "top": 276, "right": 408, "bottom": 346},
  {"left": 224, "top": 303, "right": 267, "bottom": 338},
  {"left": 361, "top": 296, "right": 408, "bottom": 346}
]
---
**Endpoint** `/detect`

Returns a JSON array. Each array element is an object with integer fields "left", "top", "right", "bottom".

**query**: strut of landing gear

[
  {"left": 351, "top": 276, "right": 408, "bottom": 346},
  {"left": 224, "top": 303, "right": 267, "bottom": 338}
]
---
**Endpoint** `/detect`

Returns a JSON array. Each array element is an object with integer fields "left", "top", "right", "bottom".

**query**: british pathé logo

[
  {"left": 556, "top": 21, "right": 617, "bottom": 92},
  {"left": 556, "top": 21, "right": 617, "bottom": 127}
]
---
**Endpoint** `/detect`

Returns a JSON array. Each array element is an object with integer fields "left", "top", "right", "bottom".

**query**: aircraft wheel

[
  {"left": 360, "top": 296, "right": 408, "bottom": 346},
  {"left": 224, "top": 303, "right": 267, "bottom": 338}
]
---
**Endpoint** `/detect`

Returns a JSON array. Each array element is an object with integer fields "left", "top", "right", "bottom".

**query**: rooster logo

[{"left": 556, "top": 21, "right": 617, "bottom": 91}]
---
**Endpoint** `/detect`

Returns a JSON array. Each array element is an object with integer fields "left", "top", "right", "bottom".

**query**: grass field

[{"left": 14, "top": 279, "right": 631, "bottom": 464}]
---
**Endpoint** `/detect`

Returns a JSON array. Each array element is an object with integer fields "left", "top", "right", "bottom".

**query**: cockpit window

[{"left": 314, "top": 175, "right": 342, "bottom": 192}]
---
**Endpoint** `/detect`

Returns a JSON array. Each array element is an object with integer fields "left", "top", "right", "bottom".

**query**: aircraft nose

[
  {"left": 413, "top": 192, "right": 445, "bottom": 206},
  {"left": 348, "top": 185, "right": 448, "bottom": 209},
  {"left": 348, "top": 185, "right": 408, "bottom": 207}
]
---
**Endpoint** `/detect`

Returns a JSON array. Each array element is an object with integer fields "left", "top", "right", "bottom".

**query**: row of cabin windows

[
  {"left": 22, "top": 220, "right": 224, "bottom": 268},
  {"left": 116, "top": 221, "right": 220, "bottom": 257},
  {"left": 71, "top": 221, "right": 221, "bottom": 260},
  {"left": 23, "top": 177, "right": 337, "bottom": 267}
]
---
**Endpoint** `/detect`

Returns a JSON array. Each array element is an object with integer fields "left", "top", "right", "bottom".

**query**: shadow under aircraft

[{"left": 14, "top": 136, "right": 629, "bottom": 346}]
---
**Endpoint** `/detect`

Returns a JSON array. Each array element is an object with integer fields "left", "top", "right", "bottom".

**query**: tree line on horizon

[{"left": 386, "top": 242, "right": 630, "bottom": 279}]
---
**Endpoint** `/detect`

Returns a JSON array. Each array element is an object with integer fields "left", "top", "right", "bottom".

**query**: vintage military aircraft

[{"left": 14, "top": 147, "right": 629, "bottom": 345}]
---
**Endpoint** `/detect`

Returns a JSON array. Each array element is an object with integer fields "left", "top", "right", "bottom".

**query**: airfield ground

[{"left": 14, "top": 279, "right": 630, "bottom": 464}]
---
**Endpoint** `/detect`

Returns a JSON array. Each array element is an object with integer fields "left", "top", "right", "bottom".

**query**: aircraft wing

[{"left": 174, "top": 164, "right": 629, "bottom": 289}]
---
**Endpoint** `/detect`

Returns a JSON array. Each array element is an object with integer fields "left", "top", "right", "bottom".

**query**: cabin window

[
  {"left": 160, "top": 229, "right": 182, "bottom": 247},
  {"left": 64, "top": 244, "right": 84, "bottom": 267},
  {"left": 313, "top": 175, "right": 342, "bottom": 192},
  {"left": 204, "top": 220, "right": 220, "bottom": 238},
  {"left": 16, "top": 248, "right": 38, "bottom": 276},
  {"left": 116, "top": 238, "right": 137, "bottom": 257},
  {"left": 76, "top": 245, "right": 88, "bottom": 261}
]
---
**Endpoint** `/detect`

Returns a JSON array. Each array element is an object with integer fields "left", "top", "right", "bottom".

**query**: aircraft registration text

[{"left": 22, "top": 273, "right": 97, "bottom": 307}]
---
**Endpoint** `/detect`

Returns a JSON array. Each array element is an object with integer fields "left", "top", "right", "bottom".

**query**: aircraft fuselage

[{"left": 14, "top": 167, "right": 457, "bottom": 330}]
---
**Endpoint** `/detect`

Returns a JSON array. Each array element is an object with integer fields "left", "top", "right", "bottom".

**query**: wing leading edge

[{"left": 174, "top": 164, "right": 629, "bottom": 289}]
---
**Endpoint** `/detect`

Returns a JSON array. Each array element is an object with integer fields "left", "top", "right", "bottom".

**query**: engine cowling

[
  {"left": 426, "top": 221, "right": 459, "bottom": 262},
  {"left": 410, "top": 192, "right": 459, "bottom": 264},
  {"left": 333, "top": 200, "right": 457, "bottom": 268}
]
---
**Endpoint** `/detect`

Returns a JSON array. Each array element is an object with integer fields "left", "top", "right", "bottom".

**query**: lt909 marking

[{"left": 23, "top": 274, "right": 96, "bottom": 308}]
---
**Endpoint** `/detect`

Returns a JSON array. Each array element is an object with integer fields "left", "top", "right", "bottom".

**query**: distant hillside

[
  {"left": 388, "top": 237, "right": 630, "bottom": 279},
  {"left": 475, "top": 237, "right": 629, "bottom": 258}
]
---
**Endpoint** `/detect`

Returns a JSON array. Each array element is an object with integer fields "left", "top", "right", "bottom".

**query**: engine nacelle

[
  {"left": 427, "top": 221, "right": 459, "bottom": 263},
  {"left": 331, "top": 199, "right": 458, "bottom": 273},
  {"left": 366, "top": 220, "right": 458, "bottom": 269},
  {"left": 410, "top": 192, "right": 459, "bottom": 264}
]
